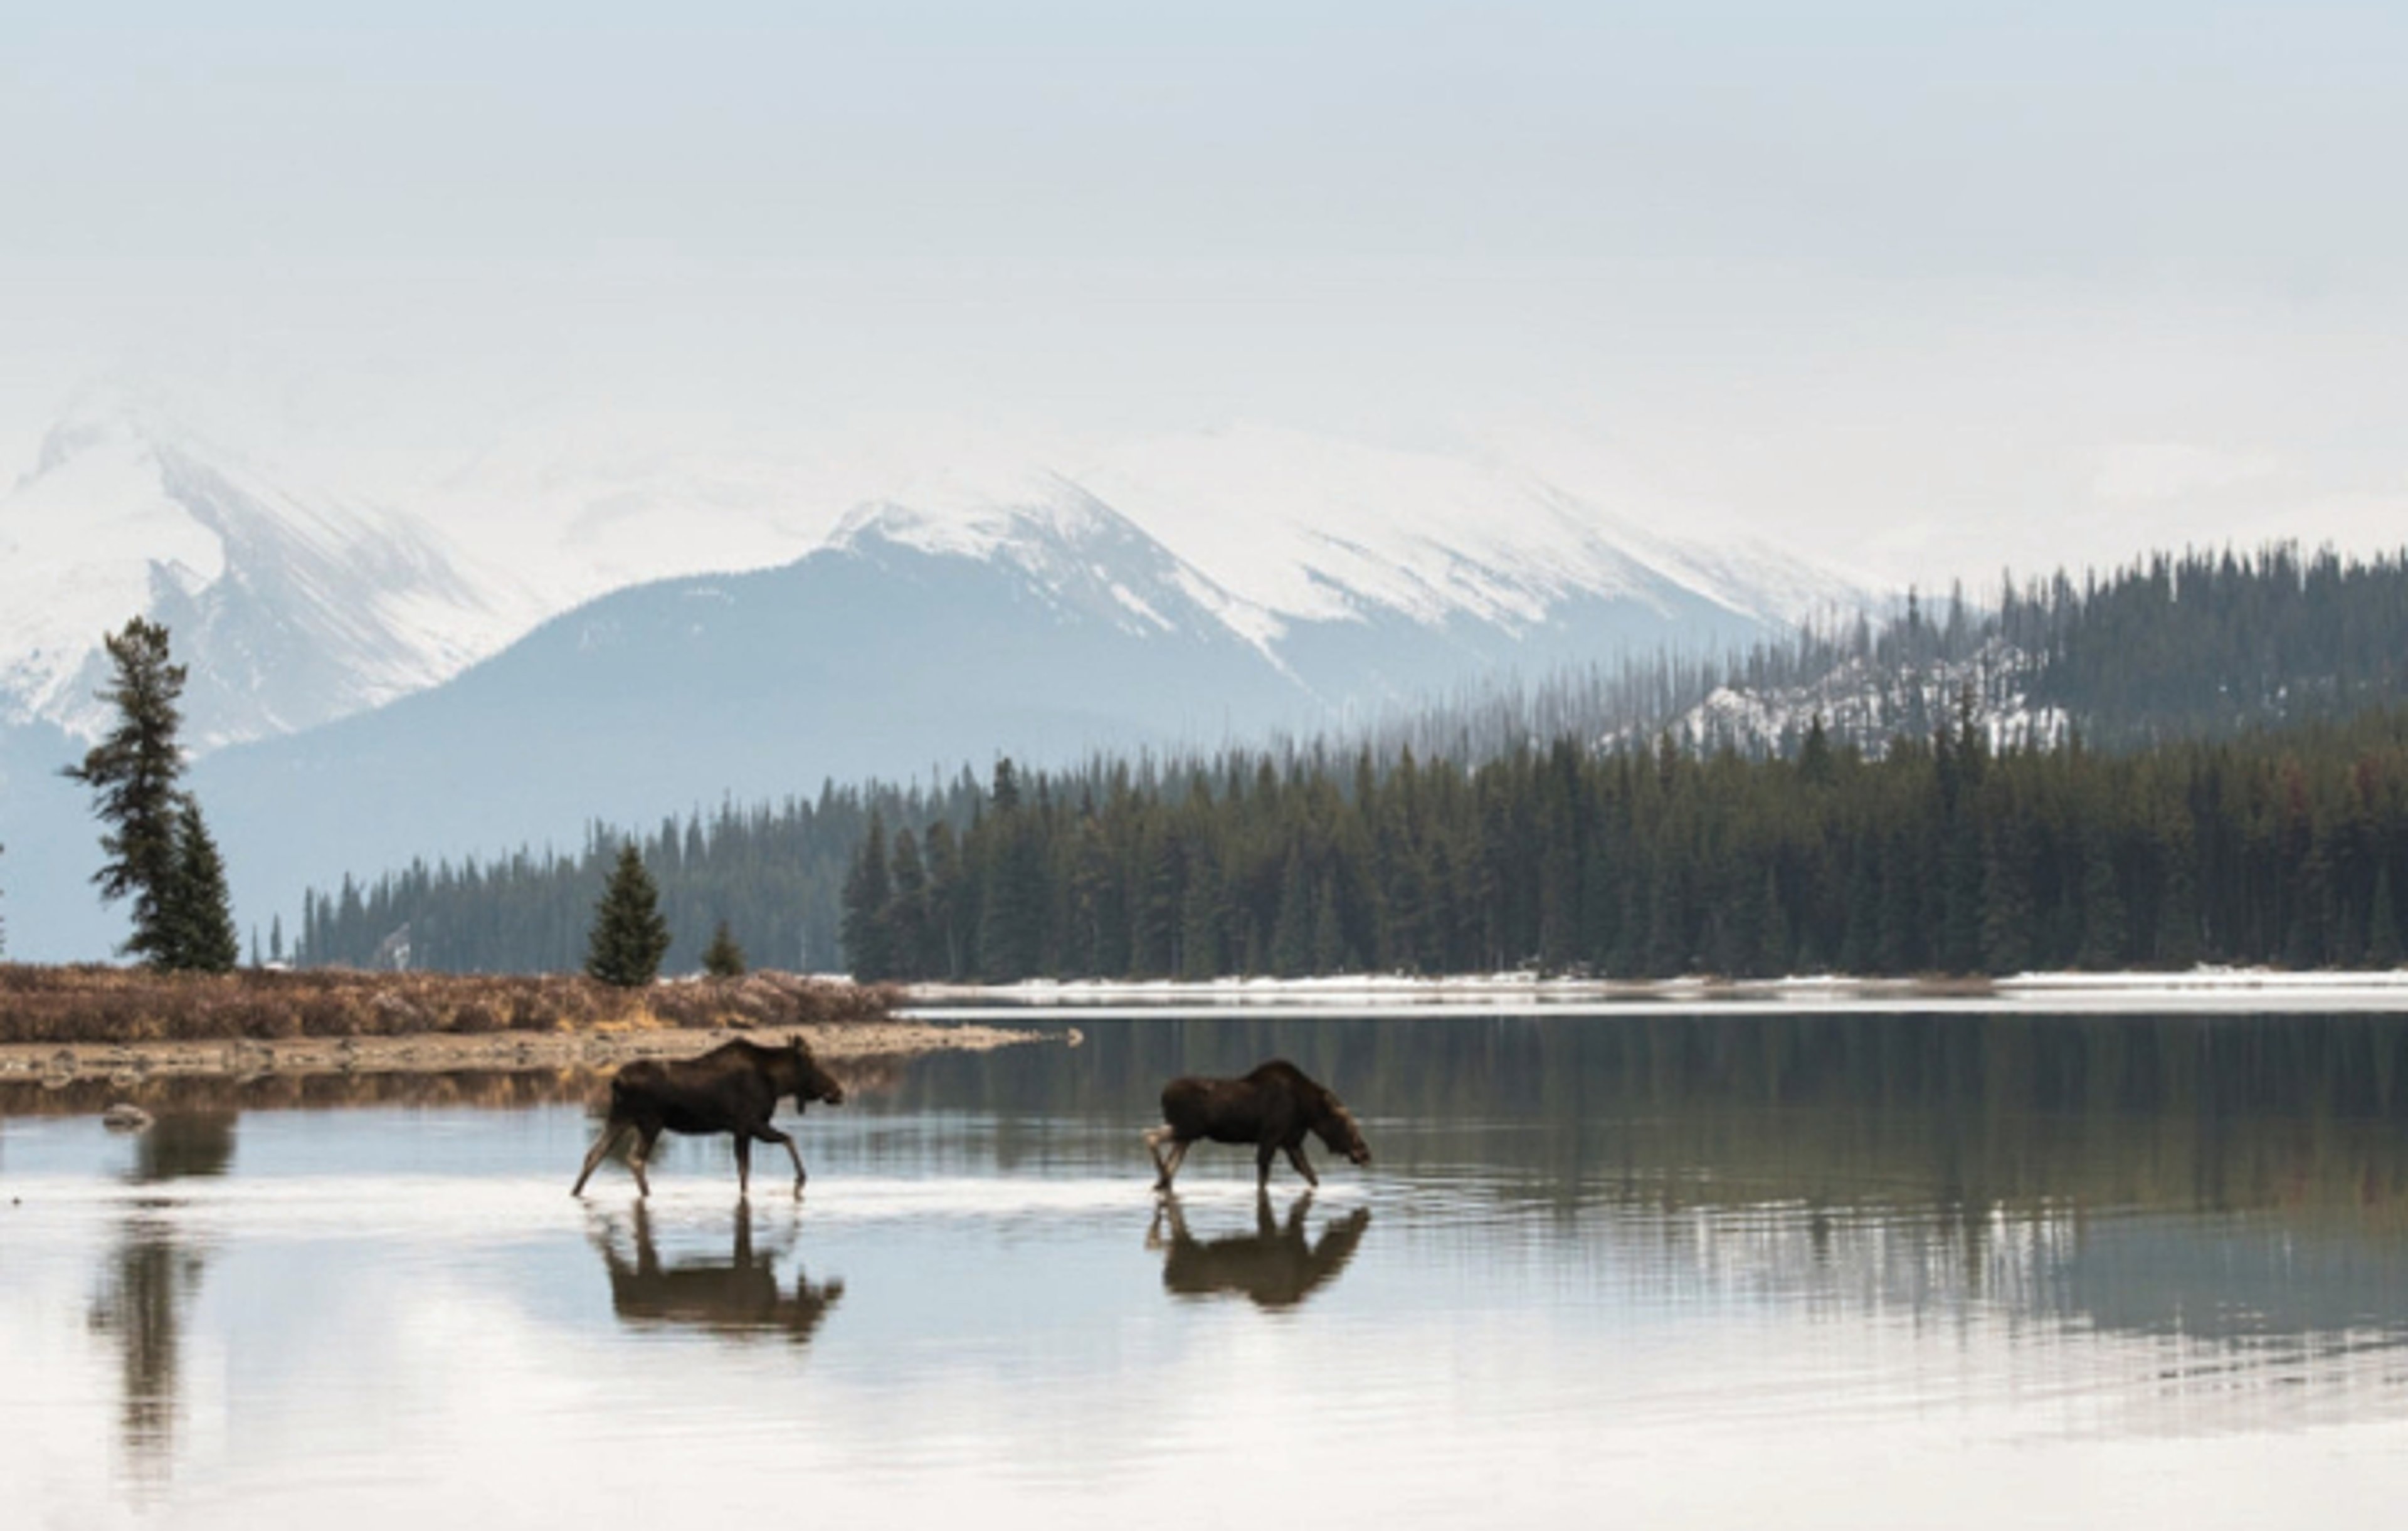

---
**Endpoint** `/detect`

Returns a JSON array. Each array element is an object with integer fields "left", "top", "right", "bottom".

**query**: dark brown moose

[
  {"left": 571, "top": 1036, "right": 845, "bottom": 1198},
  {"left": 593, "top": 1202, "right": 843, "bottom": 1344},
  {"left": 1149, "top": 1191, "right": 1372, "bottom": 1310},
  {"left": 1144, "top": 1058, "right": 1371, "bottom": 1191}
]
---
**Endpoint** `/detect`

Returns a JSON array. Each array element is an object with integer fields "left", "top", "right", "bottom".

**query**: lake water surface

[{"left": 6, "top": 1011, "right": 2408, "bottom": 1527}]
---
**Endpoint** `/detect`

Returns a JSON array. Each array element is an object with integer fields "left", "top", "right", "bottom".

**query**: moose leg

[
  {"left": 1144, "top": 1125, "right": 1180, "bottom": 1189},
  {"left": 628, "top": 1126, "right": 661, "bottom": 1199},
  {"left": 1154, "top": 1136, "right": 1191, "bottom": 1191},
  {"left": 571, "top": 1119, "right": 628, "bottom": 1197},
  {"left": 1284, "top": 1144, "right": 1321, "bottom": 1188},
  {"left": 734, "top": 1134, "right": 752, "bottom": 1198},
  {"left": 757, "top": 1125, "right": 808, "bottom": 1194},
  {"left": 1257, "top": 1141, "right": 1278, "bottom": 1188}
]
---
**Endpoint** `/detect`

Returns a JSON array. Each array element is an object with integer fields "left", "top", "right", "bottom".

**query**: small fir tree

[
  {"left": 702, "top": 919, "right": 748, "bottom": 979},
  {"left": 586, "top": 843, "right": 672, "bottom": 987},
  {"left": 163, "top": 797, "right": 241, "bottom": 974}
]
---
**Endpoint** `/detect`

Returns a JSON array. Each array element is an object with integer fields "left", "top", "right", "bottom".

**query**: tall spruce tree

[
  {"left": 165, "top": 797, "right": 241, "bottom": 973},
  {"left": 586, "top": 842, "right": 672, "bottom": 987},
  {"left": 840, "top": 811, "right": 895, "bottom": 980},
  {"left": 2370, "top": 866, "right": 2402, "bottom": 969},
  {"left": 63, "top": 618, "right": 199, "bottom": 967}
]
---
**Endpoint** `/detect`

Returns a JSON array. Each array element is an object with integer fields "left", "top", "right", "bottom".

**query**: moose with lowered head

[
  {"left": 572, "top": 1035, "right": 846, "bottom": 1199},
  {"left": 1144, "top": 1058, "right": 1371, "bottom": 1191}
]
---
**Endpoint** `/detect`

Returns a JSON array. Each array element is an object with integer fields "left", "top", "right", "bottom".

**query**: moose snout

[{"left": 823, "top": 1085, "right": 847, "bottom": 1106}]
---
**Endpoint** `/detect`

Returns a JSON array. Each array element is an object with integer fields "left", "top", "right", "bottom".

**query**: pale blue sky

[{"left": 4, "top": 1, "right": 2404, "bottom": 582}]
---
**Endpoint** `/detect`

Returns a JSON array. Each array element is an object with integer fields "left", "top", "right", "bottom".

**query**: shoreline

[
  {"left": 904, "top": 966, "right": 2408, "bottom": 1017},
  {"left": 0, "top": 1019, "right": 1057, "bottom": 1088}
]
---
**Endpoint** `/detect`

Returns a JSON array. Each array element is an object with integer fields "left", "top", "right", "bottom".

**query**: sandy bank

[{"left": 0, "top": 1019, "right": 1056, "bottom": 1088}]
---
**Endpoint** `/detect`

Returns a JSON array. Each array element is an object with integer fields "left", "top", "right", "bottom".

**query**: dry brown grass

[{"left": 0, "top": 965, "right": 902, "bottom": 1046}]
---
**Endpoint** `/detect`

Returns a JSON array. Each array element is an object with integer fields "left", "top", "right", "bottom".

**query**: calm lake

[{"left": 6, "top": 1010, "right": 2408, "bottom": 1527}]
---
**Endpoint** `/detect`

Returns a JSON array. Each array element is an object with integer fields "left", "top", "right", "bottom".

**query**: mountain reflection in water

[
  {"left": 592, "top": 1202, "right": 844, "bottom": 1344},
  {"left": 1148, "top": 1191, "right": 1370, "bottom": 1309}
]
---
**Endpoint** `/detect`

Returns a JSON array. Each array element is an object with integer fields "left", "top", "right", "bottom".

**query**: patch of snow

[
  {"left": 1619, "top": 636, "right": 2070, "bottom": 759},
  {"left": 1106, "top": 582, "right": 1173, "bottom": 632}
]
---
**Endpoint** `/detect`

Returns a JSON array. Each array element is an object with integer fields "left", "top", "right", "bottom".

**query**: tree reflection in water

[
  {"left": 591, "top": 1201, "right": 845, "bottom": 1344},
  {"left": 1148, "top": 1191, "right": 1372, "bottom": 1310},
  {"left": 86, "top": 1111, "right": 235, "bottom": 1491}
]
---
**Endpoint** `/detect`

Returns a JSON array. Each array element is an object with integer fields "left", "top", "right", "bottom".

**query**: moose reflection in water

[
  {"left": 1148, "top": 1192, "right": 1373, "bottom": 1310},
  {"left": 591, "top": 1202, "right": 844, "bottom": 1344}
]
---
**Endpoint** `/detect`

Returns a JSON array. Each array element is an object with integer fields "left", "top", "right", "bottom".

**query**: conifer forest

[{"left": 298, "top": 545, "right": 2408, "bottom": 980}]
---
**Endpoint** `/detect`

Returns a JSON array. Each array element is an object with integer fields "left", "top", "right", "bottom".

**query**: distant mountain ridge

[
  {"left": 0, "top": 399, "right": 1866, "bottom": 961},
  {"left": 0, "top": 404, "right": 1864, "bottom": 751}
]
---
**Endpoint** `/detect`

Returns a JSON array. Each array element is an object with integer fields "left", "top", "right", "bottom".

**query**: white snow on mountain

[
  {"left": 829, "top": 475, "right": 1292, "bottom": 661},
  {"left": 0, "top": 394, "right": 1878, "bottom": 754},
  {"left": 0, "top": 399, "right": 540, "bottom": 748},
  {"left": 1075, "top": 424, "right": 1869, "bottom": 631},
  {"left": 404, "top": 414, "right": 1867, "bottom": 648}
]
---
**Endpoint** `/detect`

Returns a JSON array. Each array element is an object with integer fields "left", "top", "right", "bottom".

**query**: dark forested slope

[{"left": 298, "top": 544, "right": 2408, "bottom": 977}]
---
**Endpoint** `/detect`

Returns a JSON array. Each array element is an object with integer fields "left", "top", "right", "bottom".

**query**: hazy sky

[{"left": 4, "top": 1, "right": 2404, "bottom": 589}]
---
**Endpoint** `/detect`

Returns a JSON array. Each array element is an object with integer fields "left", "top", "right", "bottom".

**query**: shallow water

[{"left": 7, "top": 1011, "right": 2408, "bottom": 1528}]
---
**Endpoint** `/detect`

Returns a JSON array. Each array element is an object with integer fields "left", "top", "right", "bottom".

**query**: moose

[
  {"left": 571, "top": 1035, "right": 845, "bottom": 1199},
  {"left": 1149, "top": 1192, "right": 1373, "bottom": 1310},
  {"left": 1144, "top": 1058, "right": 1371, "bottom": 1191}
]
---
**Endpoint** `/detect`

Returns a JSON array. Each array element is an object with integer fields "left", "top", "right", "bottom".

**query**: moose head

[
  {"left": 1314, "top": 1099, "right": 1372, "bottom": 1167},
  {"left": 783, "top": 1036, "right": 846, "bottom": 1107}
]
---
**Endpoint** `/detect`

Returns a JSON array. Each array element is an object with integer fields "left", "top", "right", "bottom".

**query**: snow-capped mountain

[
  {"left": 0, "top": 399, "right": 1868, "bottom": 758},
  {"left": 155, "top": 486, "right": 1305, "bottom": 961},
  {"left": 824, "top": 470, "right": 1289, "bottom": 664},
  {"left": 0, "top": 400, "right": 538, "bottom": 750},
  {"left": 0, "top": 396, "right": 1881, "bottom": 960},
  {"left": 1078, "top": 423, "right": 1859, "bottom": 634}
]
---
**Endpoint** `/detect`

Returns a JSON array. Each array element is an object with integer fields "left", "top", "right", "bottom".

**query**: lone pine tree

[
  {"left": 702, "top": 918, "right": 748, "bottom": 978},
  {"left": 63, "top": 618, "right": 226, "bottom": 968},
  {"left": 586, "top": 842, "right": 672, "bottom": 987}
]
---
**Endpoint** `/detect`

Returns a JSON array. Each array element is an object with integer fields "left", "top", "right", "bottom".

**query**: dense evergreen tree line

[
  {"left": 298, "top": 777, "right": 990, "bottom": 972},
  {"left": 297, "top": 544, "right": 2408, "bottom": 977},
  {"left": 843, "top": 704, "right": 2408, "bottom": 980},
  {"left": 2009, "top": 544, "right": 2408, "bottom": 744}
]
